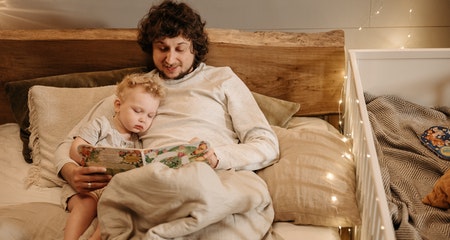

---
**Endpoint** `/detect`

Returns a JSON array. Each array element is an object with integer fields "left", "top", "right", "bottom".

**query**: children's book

[
  {"left": 78, "top": 141, "right": 209, "bottom": 175},
  {"left": 419, "top": 126, "right": 450, "bottom": 161}
]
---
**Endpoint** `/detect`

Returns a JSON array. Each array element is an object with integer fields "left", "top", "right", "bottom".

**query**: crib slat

[{"left": 343, "top": 62, "right": 396, "bottom": 240}]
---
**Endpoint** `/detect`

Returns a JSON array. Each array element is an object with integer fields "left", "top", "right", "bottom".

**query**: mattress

[
  {"left": 0, "top": 122, "right": 341, "bottom": 240},
  {"left": 0, "top": 123, "right": 61, "bottom": 207}
]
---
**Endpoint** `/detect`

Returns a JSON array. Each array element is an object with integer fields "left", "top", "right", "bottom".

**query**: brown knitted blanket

[{"left": 365, "top": 94, "right": 450, "bottom": 240}]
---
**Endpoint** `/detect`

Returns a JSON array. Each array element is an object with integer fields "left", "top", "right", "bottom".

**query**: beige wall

[{"left": 0, "top": 0, "right": 449, "bottom": 49}]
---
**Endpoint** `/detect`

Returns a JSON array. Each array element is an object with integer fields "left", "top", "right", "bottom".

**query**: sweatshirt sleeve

[{"left": 213, "top": 72, "right": 279, "bottom": 171}]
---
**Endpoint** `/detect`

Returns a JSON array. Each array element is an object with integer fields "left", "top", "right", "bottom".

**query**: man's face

[{"left": 152, "top": 36, "right": 195, "bottom": 80}]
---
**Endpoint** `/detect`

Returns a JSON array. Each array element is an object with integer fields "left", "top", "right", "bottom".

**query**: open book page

[
  {"left": 78, "top": 141, "right": 209, "bottom": 175},
  {"left": 144, "top": 141, "right": 209, "bottom": 168}
]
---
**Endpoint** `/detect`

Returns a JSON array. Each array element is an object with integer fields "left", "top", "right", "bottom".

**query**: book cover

[
  {"left": 78, "top": 140, "right": 209, "bottom": 175},
  {"left": 420, "top": 126, "right": 450, "bottom": 161}
]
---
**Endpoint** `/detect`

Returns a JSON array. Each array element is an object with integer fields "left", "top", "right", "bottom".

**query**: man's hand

[
  {"left": 61, "top": 162, "right": 112, "bottom": 193},
  {"left": 189, "top": 137, "right": 219, "bottom": 168},
  {"left": 204, "top": 149, "right": 219, "bottom": 169}
]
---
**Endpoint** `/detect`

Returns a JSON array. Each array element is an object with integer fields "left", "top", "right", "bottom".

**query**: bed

[
  {"left": 0, "top": 28, "right": 371, "bottom": 239},
  {"left": 347, "top": 48, "right": 450, "bottom": 240}
]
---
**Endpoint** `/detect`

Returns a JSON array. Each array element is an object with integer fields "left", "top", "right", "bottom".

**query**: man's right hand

[{"left": 60, "top": 162, "right": 112, "bottom": 193}]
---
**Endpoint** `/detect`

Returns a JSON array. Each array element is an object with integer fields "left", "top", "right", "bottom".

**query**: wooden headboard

[{"left": 0, "top": 28, "right": 345, "bottom": 125}]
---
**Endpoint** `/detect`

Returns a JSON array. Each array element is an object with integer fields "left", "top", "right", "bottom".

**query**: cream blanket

[{"left": 98, "top": 162, "right": 274, "bottom": 240}]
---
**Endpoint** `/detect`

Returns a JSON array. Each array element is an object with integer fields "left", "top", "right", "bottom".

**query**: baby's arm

[{"left": 69, "top": 137, "right": 90, "bottom": 165}]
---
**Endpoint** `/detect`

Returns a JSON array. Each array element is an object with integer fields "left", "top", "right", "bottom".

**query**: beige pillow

[
  {"left": 27, "top": 85, "right": 116, "bottom": 187},
  {"left": 26, "top": 84, "right": 299, "bottom": 188},
  {"left": 252, "top": 92, "right": 300, "bottom": 127},
  {"left": 257, "top": 123, "right": 361, "bottom": 227}
]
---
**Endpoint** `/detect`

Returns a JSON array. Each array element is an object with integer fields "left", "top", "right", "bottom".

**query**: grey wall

[{"left": 0, "top": 0, "right": 449, "bottom": 49}]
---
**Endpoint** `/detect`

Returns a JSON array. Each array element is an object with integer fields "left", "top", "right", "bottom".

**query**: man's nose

[{"left": 165, "top": 50, "right": 177, "bottom": 64}]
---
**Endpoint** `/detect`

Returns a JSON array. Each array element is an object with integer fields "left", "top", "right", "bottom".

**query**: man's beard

[{"left": 158, "top": 64, "right": 194, "bottom": 80}]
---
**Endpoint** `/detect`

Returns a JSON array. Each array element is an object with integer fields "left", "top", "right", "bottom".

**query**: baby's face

[{"left": 115, "top": 86, "right": 160, "bottom": 134}]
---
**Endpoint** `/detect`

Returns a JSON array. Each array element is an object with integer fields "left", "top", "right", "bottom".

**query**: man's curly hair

[{"left": 137, "top": 0, "right": 209, "bottom": 70}]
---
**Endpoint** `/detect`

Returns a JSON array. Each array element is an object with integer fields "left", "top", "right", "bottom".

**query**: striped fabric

[{"left": 365, "top": 93, "right": 450, "bottom": 240}]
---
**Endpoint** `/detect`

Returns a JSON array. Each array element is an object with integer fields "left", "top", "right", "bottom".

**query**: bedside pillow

[
  {"left": 24, "top": 83, "right": 299, "bottom": 188},
  {"left": 27, "top": 85, "right": 116, "bottom": 187},
  {"left": 252, "top": 92, "right": 300, "bottom": 128},
  {"left": 5, "top": 67, "right": 298, "bottom": 163},
  {"left": 257, "top": 123, "right": 361, "bottom": 227},
  {"left": 5, "top": 67, "right": 146, "bottom": 163}
]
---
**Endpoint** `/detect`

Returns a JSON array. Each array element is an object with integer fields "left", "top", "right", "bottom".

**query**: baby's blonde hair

[{"left": 116, "top": 73, "right": 166, "bottom": 100}]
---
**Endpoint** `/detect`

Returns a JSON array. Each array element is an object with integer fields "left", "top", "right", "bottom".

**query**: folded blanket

[
  {"left": 365, "top": 93, "right": 450, "bottom": 240},
  {"left": 98, "top": 162, "right": 274, "bottom": 240}
]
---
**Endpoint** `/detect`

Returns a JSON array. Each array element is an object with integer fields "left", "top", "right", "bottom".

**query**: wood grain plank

[{"left": 0, "top": 28, "right": 344, "bottom": 124}]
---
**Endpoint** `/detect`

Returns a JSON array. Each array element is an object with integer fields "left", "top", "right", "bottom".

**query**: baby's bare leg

[
  {"left": 64, "top": 193, "right": 98, "bottom": 240},
  {"left": 88, "top": 224, "right": 102, "bottom": 240}
]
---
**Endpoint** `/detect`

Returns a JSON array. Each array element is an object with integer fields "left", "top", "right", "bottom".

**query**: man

[
  {"left": 136, "top": 0, "right": 279, "bottom": 171},
  {"left": 55, "top": 0, "right": 278, "bottom": 194},
  {"left": 54, "top": 1, "right": 278, "bottom": 238}
]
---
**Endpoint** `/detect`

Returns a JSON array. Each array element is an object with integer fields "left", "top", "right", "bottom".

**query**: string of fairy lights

[
  {"left": 339, "top": 1, "right": 419, "bottom": 132},
  {"left": 358, "top": 0, "right": 416, "bottom": 49}
]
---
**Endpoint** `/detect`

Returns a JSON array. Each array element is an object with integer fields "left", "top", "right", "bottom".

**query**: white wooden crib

[{"left": 346, "top": 48, "right": 450, "bottom": 240}]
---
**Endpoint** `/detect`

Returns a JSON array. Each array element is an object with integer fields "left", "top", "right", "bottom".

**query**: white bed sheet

[
  {"left": 0, "top": 123, "right": 61, "bottom": 207},
  {"left": 271, "top": 222, "right": 341, "bottom": 240},
  {"left": 0, "top": 122, "right": 341, "bottom": 240}
]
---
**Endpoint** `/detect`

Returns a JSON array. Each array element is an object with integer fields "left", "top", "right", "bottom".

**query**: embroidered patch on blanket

[{"left": 420, "top": 126, "right": 450, "bottom": 160}]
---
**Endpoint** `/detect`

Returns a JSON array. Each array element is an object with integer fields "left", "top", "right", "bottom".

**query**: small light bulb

[
  {"left": 331, "top": 196, "right": 337, "bottom": 202},
  {"left": 326, "top": 173, "right": 334, "bottom": 180}
]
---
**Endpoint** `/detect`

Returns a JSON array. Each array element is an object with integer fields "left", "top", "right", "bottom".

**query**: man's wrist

[
  {"left": 213, "top": 159, "right": 219, "bottom": 168},
  {"left": 60, "top": 162, "right": 78, "bottom": 181}
]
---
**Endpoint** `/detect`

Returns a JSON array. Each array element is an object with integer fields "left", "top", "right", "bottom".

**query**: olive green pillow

[
  {"left": 5, "top": 67, "right": 146, "bottom": 163},
  {"left": 252, "top": 92, "right": 300, "bottom": 128},
  {"left": 5, "top": 66, "right": 299, "bottom": 164}
]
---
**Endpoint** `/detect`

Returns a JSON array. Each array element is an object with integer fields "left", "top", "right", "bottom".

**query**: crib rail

[{"left": 342, "top": 56, "right": 396, "bottom": 240}]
